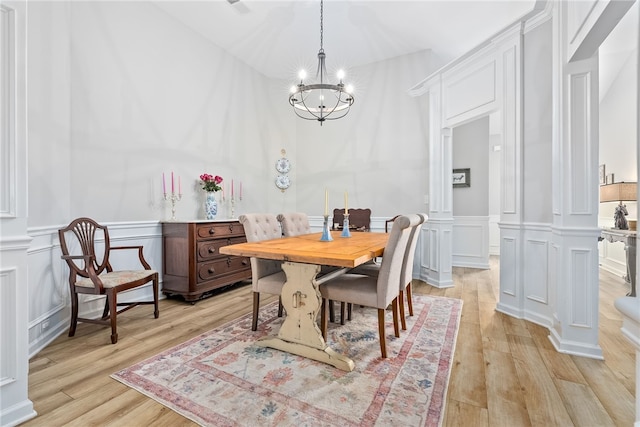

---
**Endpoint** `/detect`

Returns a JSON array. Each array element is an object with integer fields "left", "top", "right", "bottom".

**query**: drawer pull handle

[
  {"left": 226, "top": 258, "right": 232, "bottom": 267},
  {"left": 208, "top": 268, "right": 215, "bottom": 274},
  {"left": 229, "top": 224, "right": 234, "bottom": 232},
  {"left": 209, "top": 228, "right": 216, "bottom": 235},
  {"left": 208, "top": 248, "right": 215, "bottom": 253}
]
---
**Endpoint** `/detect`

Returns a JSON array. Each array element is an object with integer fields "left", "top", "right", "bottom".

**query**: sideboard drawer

[
  {"left": 198, "top": 257, "right": 250, "bottom": 282},
  {"left": 197, "top": 236, "right": 247, "bottom": 261},
  {"left": 196, "top": 222, "right": 245, "bottom": 240}
]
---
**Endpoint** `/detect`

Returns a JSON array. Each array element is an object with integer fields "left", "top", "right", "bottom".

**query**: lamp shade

[{"left": 600, "top": 182, "right": 637, "bottom": 202}]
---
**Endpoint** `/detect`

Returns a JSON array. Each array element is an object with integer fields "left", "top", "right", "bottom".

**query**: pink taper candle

[
  {"left": 231, "top": 180, "right": 234, "bottom": 198},
  {"left": 171, "top": 172, "right": 175, "bottom": 194},
  {"left": 162, "top": 173, "right": 166, "bottom": 194}
]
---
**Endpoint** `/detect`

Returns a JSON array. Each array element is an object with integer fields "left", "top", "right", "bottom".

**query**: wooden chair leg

[
  {"left": 406, "top": 282, "right": 414, "bottom": 316},
  {"left": 153, "top": 275, "right": 159, "bottom": 318},
  {"left": 321, "top": 299, "right": 328, "bottom": 341},
  {"left": 392, "top": 297, "right": 400, "bottom": 338},
  {"left": 278, "top": 296, "right": 284, "bottom": 317},
  {"left": 347, "top": 303, "right": 352, "bottom": 321},
  {"left": 340, "top": 302, "right": 346, "bottom": 325},
  {"left": 328, "top": 300, "right": 336, "bottom": 323},
  {"left": 377, "top": 308, "right": 387, "bottom": 358},
  {"left": 69, "top": 292, "right": 79, "bottom": 337},
  {"left": 399, "top": 290, "right": 407, "bottom": 331},
  {"left": 108, "top": 290, "right": 118, "bottom": 344},
  {"left": 252, "top": 292, "right": 260, "bottom": 331},
  {"left": 101, "top": 296, "right": 110, "bottom": 320}
]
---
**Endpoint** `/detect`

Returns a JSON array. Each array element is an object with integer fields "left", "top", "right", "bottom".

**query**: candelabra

[
  {"left": 341, "top": 214, "right": 352, "bottom": 238},
  {"left": 223, "top": 194, "right": 242, "bottom": 219},
  {"left": 164, "top": 192, "right": 182, "bottom": 221},
  {"left": 320, "top": 215, "right": 333, "bottom": 241}
]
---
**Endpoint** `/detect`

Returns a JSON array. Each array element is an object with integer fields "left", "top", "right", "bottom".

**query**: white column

[
  {"left": 0, "top": 1, "right": 36, "bottom": 425},
  {"left": 419, "top": 79, "right": 454, "bottom": 288},
  {"left": 547, "top": 0, "right": 603, "bottom": 359}
]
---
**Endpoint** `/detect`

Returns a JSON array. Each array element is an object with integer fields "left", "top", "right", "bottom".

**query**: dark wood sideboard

[{"left": 162, "top": 220, "right": 252, "bottom": 302}]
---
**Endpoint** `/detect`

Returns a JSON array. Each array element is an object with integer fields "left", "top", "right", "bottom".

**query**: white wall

[
  {"left": 293, "top": 50, "right": 436, "bottom": 218},
  {"left": 28, "top": 1, "right": 295, "bottom": 227},
  {"left": 452, "top": 116, "right": 490, "bottom": 216}
]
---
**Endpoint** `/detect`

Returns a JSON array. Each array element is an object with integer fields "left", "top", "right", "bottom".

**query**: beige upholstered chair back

[
  {"left": 238, "top": 214, "right": 283, "bottom": 289},
  {"left": 400, "top": 213, "right": 427, "bottom": 291},
  {"left": 277, "top": 212, "right": 311, "bottom": 237},
  {"left": 376, "top": 214, "right": 422, "bottom": 307}
]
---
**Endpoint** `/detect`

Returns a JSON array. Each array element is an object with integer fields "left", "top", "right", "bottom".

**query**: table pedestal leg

[{"left": 255, "top": 261, "right": 355, "bottom": 372}]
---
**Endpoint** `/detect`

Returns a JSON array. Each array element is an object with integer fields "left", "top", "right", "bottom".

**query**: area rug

[{"left": 111, "top": 294, "right": 462, "bottom": 427}]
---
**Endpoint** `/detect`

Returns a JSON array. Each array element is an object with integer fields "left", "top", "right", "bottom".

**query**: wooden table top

[{"left": 220, "top": 231, "right": 389, "bottom": 268}]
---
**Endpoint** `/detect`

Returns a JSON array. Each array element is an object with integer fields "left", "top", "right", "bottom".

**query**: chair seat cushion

[
  {"left": 256, "top": 271, "right": 287, "bottom": 295},
  {"left": 348, "top": 262, "right": 380, "bottom": 277},
  {"left": 320, "top": 274, "right": 379, "bottom": 308},
  {"left": 76, "top": 270, "right": 157, "bottom": 289}
]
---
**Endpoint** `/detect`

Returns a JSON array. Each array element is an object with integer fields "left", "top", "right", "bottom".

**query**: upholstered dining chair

[
  {"left": 277, "top": 211, "right": 346, "bottom": 323},
  {"left": 319, "top": 214, "right": 421, "bottom": 358},
  {"left": 238, "top": 213, "right": 287, "bottom": 331},
  {"left": 349, "top": 213, "right": 427, "bottom": 331},
  {"left": 277, "top": 212, "right": 311, "bottom": 237},
  {"left": 58, "top": 217, "right": 159, "bottom": 344}
]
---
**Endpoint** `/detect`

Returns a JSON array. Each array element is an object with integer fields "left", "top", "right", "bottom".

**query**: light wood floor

[{"left": 24, "top": 257, "right": 636, "bottom": 426}]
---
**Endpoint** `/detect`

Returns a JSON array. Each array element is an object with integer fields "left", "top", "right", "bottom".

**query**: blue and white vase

[{"left": 204, "top": 192, "right": 218, "bottom": 220}]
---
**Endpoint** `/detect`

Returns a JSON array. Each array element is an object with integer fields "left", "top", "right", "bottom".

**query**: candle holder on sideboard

[
  {"left": 341, "top": 214, "right": 352, "bottom": 238},
  {"left": 320, "top": 215, "right": 333, "bottom": 241},
  {"left": 163, "top": 192, "right": 182, "bottom": 221}
]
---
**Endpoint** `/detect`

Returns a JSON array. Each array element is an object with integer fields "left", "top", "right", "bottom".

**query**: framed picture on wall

[
  {"left": 599, "top": 164, "right": 606, "bottom": 185},
  {"left": 453, "top": 168, "right": 471, "bottom": 188}
]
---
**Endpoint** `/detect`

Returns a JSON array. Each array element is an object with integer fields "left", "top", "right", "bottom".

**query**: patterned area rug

[{"left": 112, "top": 294, "right": 462, "bottom": 427}]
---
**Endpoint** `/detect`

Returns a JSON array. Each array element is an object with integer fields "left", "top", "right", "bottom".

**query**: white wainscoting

[
  {"left": 452, "top": 216, "right": 490, "bottom": 269},
  {"left": 27, "top": 221, "right": 163, "bottom": 357},
  {"left": 523, "top": 223, "right": 554, "bottom": 328}
]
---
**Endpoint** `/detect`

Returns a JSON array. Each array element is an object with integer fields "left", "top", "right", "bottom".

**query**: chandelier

[{"left": 288, "top": 0, "right": 355, "bottom": 125}]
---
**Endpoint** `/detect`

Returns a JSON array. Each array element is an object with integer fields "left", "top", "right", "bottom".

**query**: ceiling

[{"left": 153, "top": 0, "right": 539, "bottom": 81}]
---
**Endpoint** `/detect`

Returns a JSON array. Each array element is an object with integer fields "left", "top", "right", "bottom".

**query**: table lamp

[{"left": 600, "top": 181, "right": 637, "bottom": 230}]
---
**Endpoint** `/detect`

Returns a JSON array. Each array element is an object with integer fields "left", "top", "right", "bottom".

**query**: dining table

[{"left": 220, "top": 230, "right": 389, "bottom": 371}]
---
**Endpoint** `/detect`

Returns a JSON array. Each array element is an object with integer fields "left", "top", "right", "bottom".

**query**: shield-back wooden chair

[
  {"left": 58, "top": 217, "right": 159, "bottom": 344},
  {"left": 332, "top": 208, "right": 371, "bottom": 232}
]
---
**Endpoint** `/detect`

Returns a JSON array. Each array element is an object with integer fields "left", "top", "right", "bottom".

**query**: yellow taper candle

[
  {"left": 345, "top": 191, "right": 348, "bottom": 215},
  {"left": 324, "top": 189, "right": 328, "bottom": 216}
]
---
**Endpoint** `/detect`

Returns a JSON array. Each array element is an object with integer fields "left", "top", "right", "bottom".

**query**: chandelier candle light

[
  {"left": 289, "top": 0, "right": 354, "bottom": 125},
  {"left": 163, "top": 171, "right": 182, "bottom": 221}
]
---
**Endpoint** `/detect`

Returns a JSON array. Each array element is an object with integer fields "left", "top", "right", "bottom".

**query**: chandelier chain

[
  {"left": 320, "top": 0, "right": 324, "bottom": 51},
  {"left": 288, "top": 0, "right": 354, "bottom": 124}
]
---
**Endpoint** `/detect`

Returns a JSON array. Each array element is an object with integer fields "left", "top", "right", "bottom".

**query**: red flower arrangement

[{"left": 199, "top": 173, "right": 223, "bottom": 192}]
